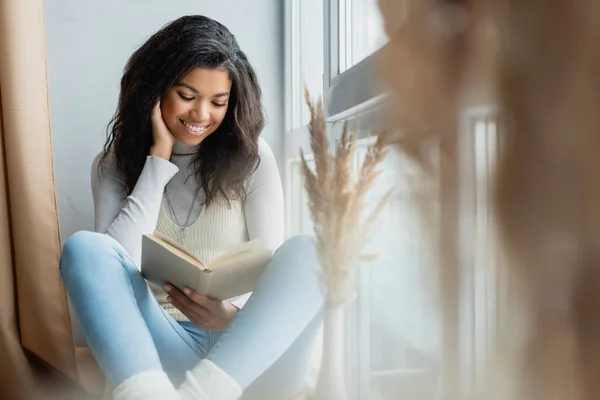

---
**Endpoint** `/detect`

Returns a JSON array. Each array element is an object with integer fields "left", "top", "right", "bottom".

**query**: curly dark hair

[{"left": 100, "top": 15, "right": 264, "bottom": 206}]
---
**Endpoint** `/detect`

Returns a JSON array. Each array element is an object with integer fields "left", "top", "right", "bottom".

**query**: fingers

[
  {"left": 168, "top": 295, "right": 212, "bottom": 326},
  {"left": 152, "top": 100, "right": 162, "bottom": 119},
  {"left": 164, "top": 285, "right": 212, "bottom": 323},
  {"left": 167, "top": 294, "right": 198, "bottom": 322},
  {"left": 162, "top": 285, "right": 237, "bottom": 332},
  {"left": 166, "top": 286, "right": 206, "bottom": 313},
  {"left": 183, "top": 288, "right": 216, "bottom": 310}
]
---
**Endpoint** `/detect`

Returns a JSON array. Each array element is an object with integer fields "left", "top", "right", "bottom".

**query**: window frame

[
  {"left": 323, "top": 0, "right": 387, "bottom": 120},
  {"left": 284, "top": 0, "right": 300, "bottom": 133},
  {"left": 457, "top": 106, "right": 500, "bottom": 393},
  {"left": 286, "top": 2, "right": 504, "bottom": 397}
]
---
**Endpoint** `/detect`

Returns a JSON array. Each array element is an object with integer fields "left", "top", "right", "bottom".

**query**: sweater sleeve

[
  {"left": 244, "top": 138, "right": 285, "bottom": 251},
  {"left": 91, "top": 152, "right": 179, "bottom": 267},
  {"left": 230, "top": 138, "right": 285, "bottom": 310}
]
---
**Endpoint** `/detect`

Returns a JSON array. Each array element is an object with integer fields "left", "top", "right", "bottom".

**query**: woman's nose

[{"left": 191, "top": 101, "right": 210, "bottom": 121}]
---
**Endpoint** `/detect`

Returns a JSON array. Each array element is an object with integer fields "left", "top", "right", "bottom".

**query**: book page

[
  {"left": 209, "top": 239, "right": 269, "bottom": 269},
  {"left": 141, "top": 235, "right": 207, "bottom": 294},
  {"left": 206, "top": 243, "right": 272, "bottom": 300},
  {"left": 142, "top": 236, "right": 274, "bottom": 300},
  {"left": 152, "top": 231, "right": 205, "bottom": 268}
]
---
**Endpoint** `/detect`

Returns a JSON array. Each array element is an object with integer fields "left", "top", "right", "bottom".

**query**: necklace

[{"left": 164, "top": 187, "right": 202, "bottom": 244}]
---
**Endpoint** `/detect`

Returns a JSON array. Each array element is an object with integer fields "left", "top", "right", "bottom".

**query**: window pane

[
  {"left": 292, "top": 0, "right": 323, "bottom": 128},
  {"left": 339, "top": 0, "right": 387, "bottom": 73},
  {"left": 288, "top": 157, "right": 316, "bottom": 236},
  {"left": 356, "top": 143, "right": 441, "bottom": 399}
]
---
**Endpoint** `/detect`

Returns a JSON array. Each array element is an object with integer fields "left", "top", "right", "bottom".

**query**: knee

[
  {"left": 62, "top": 230, "right": 103, "bottom": 257},
  {"left": 272, "top": 234, "right": 320, "bottom": 273},
  {"left": 60, "top": 231, "right": 108, "bottom": 275},
  {"left": 269, "top": 234, "right": 324, "bottom": 302},
  {"left": 275, "top": 234, "right": 316, "bottom": 257}
]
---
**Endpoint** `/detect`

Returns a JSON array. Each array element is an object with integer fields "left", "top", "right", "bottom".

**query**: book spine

[{"left": 195, "top": 271, "right": 212, "bottom": 297}]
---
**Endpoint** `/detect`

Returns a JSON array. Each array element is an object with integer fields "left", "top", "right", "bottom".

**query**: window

[
  {"left": 341, "top": 109, "right": 502, "bottom": 400},
  {"left": 285, "top": 0, "right": 386, "bottom": 126},
  {"left": 346, "top": 135, "right": 442, "bottom": 400},
  {"left": 324, "top": 0, "right": 388, "bottom": 119},
  {"left": 285, "top": 0, "right": 323, "bottom": 131},
  {"left": 458, "top": 108, "right": 501, "bottom": 391},
  {"left": 337, "top": 0, "right": 387, "bottom": 73},
  {"left": 284, "top": 3, "right": 501, "bottom": 399}
]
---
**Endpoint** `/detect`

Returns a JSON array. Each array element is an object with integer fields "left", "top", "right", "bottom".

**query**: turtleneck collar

[{"left": 171, "top": 139, "right": 201, "bottom": 156}]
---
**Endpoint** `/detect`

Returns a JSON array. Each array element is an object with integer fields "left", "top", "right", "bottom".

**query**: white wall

[{"left": 46, "top": 0, "right": 284, "bottom": 240}]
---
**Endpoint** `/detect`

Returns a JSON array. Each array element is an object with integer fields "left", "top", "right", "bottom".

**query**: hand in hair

[{"left": 149, "top": 101, "right": 176, "bottom": 160}]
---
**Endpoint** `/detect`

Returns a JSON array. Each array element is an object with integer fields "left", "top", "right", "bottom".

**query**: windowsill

[
  {"left": 326, "top": 92, "right": 388, "bottom": 123},
  {"left": 324, "top": 42, "right": 389, "bottom": 119}
]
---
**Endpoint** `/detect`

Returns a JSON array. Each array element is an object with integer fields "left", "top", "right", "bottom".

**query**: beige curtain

[
  {"left": 0, "top": 0, "right": 96, "bottom": 398},
  {"left": 0, "top": 97, "right": 36, "bottom": 400}
]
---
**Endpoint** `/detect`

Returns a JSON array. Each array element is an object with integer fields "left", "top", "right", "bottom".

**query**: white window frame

[
  {"left": 285, "top": 3, "right": 504, "bottom": 398},
  {"left": 285, "top": 2, "right": 392, "bottom": 399},
  {"left": 322, "top": 5, "right": 391, "bottom": 395},
  {"left": 284, "top": 0, "right": 387, "bottom": 128},
  {"left": 457, "top": 106, "right": 500, "bottom": 394},
  {"left": 323, "top": 0, "right": 387, "bottom": 120},
  {"left": 284, "top": 0, "right": 300, "bottom": 133}
]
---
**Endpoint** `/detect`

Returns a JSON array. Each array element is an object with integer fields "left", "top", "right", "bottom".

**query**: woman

[{"left": 60, "top": 15, "right": 323, "bottom": 400}]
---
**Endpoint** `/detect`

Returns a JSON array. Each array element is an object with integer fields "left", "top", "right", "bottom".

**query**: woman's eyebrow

[
  {"left": 174, "top": 83, "right": 229, "bottom": 98},
  {"left": 213, "top": 92, "right": 230, "bottom": 98},
  {"left": 174, "top": 82, "right": 198, "bottom": 93}
]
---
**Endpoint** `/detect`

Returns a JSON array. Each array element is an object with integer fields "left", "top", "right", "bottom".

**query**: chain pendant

[{"left": 177, "top": 228, "right": 186, "bottom": 244}]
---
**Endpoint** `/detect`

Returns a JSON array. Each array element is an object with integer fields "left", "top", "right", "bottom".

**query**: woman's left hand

[{"left": 164, "top": 284, "right": 238, "bottom": 331}]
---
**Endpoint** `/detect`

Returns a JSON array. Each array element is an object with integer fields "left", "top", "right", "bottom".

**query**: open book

[{"left": 140, "top": 233, "right": 272, "bottom": 301}]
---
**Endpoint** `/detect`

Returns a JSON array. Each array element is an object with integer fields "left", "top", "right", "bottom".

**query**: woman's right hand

[{"left": 150, "top": 101, "right": 176, "bottom": 160}]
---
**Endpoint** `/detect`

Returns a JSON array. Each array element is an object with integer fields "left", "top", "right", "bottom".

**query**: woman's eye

[
  {"left": 178, "top": 93, "right": 194, "bottom": 101},
  {"left": 212, "top": 102, "right": 227, "bottom": 107}
]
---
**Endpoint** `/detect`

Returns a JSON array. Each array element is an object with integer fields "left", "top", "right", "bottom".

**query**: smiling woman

[
  {"left": 162, "top": 69, "right": 231, "bottom": 144},
  {"left": 100, "top": 15, "right": 265, "bottom": 209},
  {"left": 58, "top": 15, "right": 323, "bottom": 400}
]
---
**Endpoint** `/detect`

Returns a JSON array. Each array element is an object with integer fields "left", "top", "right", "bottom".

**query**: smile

[{"left": 180, "top": 119, "right": 209, "bottom": 136}]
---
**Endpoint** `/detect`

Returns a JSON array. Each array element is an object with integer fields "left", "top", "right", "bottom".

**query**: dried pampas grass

[
  {"left": 300, "top": 89, "right": 393, "bottom": 308},
  {"left": 378, "top": 0, "right": 600, "bottom": 399}
]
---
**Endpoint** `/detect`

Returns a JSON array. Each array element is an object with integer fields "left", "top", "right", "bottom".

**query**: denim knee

[
  {"left": 61, "top": 230, "right": 100, "bottom": 264},
  {"left": 278, "top": 234, "right": 314, "bottom": 252},
  {"left": 270, "top": 234, "right": 321, "bottom": 278},
  {"left": 275, "top": 234, "right": 316, "bottom": 260},
  {"left": 59, "top": 230, "right": 122, "bottom": 277}
]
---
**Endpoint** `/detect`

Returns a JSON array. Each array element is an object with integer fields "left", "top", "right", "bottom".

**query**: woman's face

[{"left": 161, "top": 67, "right": 233, "bottom": 146}]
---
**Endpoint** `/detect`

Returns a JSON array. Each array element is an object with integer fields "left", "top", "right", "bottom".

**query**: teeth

[{"left": 182, "top": 120, "right": 207, "bottom": 133}]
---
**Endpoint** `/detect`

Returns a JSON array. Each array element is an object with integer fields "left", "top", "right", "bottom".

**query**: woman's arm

[
  {"left": 230, "top": 138, "right": 285, "bottom": 309},
  {"left": 92, "top": 102, "right": 177, "bottom": 266},
  {"left": 91, "top": 151, "right": 178, "bottom": 267},
  {"left": 245, "top": 138, "right": 285, "bottom": 251}
]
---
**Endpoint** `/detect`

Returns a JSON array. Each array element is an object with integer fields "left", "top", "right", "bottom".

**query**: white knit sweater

[
  {"left": 91, "top": 138, "right": 284, "bottom": 321},
  {"left": 152, "top": 196, "right": 249, "bottom": 320}
]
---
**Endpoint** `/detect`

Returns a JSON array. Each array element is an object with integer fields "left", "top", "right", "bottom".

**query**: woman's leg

[
  {"left": 240, "top": 310, "right": 322, "bottom": 400},
  {"left": 200, "top": 234, "right": 324, "bottom": 396},
  {"left": 60, "top": 231, "right": 208, "bottom": 388},
  {"left": 62, "top": 231, "right": 323, "bottom": 399}
]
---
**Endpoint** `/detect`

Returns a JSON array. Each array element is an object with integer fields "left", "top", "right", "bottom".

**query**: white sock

[
  {"left": 113, "top": 370, "right": 181, "bottom": 400},
  {"left": 178, "top": 360, "right": 242, "bottom": 400}
]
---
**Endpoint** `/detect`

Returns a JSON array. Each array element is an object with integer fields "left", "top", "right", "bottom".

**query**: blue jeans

[{"left": 60, "top": 232, "right": 323, "bottom": 399}]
